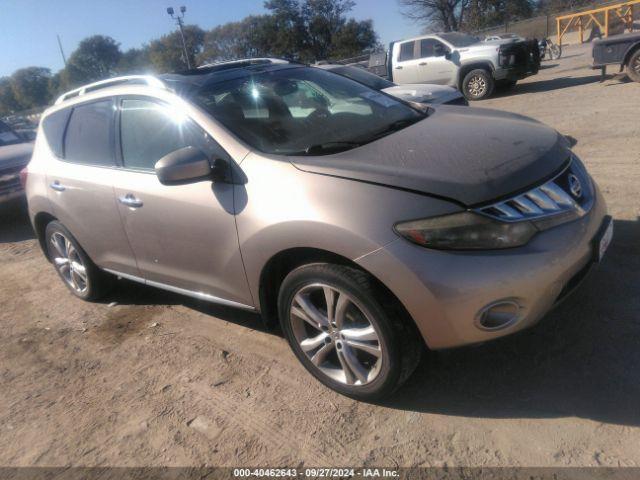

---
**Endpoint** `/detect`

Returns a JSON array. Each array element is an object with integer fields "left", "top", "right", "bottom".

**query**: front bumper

[{"left": 356, "top": 184, "right": 608, "bottom": 349}]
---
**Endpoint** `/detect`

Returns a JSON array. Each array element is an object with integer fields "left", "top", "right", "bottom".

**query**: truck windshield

[
  {"left": 193, "top": 67, "right": 424, "bottom": 156},
  {"left": 439, "top": 33, "right": 480, "bottom": 47},
  {"left": 327, "top": 66, "right": 395, "bottom": 91}
]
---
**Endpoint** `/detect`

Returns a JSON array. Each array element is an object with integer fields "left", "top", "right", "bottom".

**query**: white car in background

[{"left": 314, "top": 63, "right": 468, "bottom": 106}]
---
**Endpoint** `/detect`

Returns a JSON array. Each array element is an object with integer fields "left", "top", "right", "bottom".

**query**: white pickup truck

[{"left": 386, "top": 32, "right": 540, "bottom": 100}]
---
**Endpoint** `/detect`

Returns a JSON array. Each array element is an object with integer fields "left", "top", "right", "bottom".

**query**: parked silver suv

[{"left": 26, "top": 61, "right": 612, "bottom": 400}]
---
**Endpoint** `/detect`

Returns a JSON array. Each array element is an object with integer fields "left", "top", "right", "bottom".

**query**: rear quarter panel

[{"left": 25, "top": 127, "right": 54, "bottom": 233}]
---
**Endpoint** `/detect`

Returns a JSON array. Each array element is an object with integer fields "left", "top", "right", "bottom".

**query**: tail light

[{"left": 19, "top": 167, "right": 28, "bottom": 189}]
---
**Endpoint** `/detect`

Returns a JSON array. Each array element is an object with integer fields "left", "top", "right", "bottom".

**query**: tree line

[
  {"left": 399, "top": 0, "right": 600, "bottom": 33},
  {"left": 0, "top": 0, "right": 377, "bottom": 116}
]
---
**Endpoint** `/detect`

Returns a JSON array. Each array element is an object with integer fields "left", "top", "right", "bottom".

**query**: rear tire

[
  {"left": 45, "top": 221, "right": 112, "bottom": 301},
  {"left": 462, "top": 69, "right": 495, "bottom": 101},
  {"left": 278, "top": 263, "right": 422, "bottom": 400},
  {"left": 626, "top": 49, "right": 640, "bottom": 83}
]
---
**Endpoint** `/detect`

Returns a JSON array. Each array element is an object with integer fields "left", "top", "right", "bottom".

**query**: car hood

[
  {"left": 458, "top": 38, "right": 514, "bottom": 53},
  {"left": 290, "top": 106, "right": 571, "bottom": 206},
  {"left": 382, "top": 84, "right": 462, "bottom": 104},
  {"left": 0, "top": 142, "right": 33, "bottom": 170}
]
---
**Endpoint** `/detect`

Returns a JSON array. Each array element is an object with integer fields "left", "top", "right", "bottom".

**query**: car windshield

[
  {"left": 192, "top": 66, "right": 424, "bottom": 156},
  {"left": 327, "top": 65, "right": 395, "bottom": 91},
  {"left": 438, "top": 32, "right": 480, "bottom": 47},
  {"left": 0, "top": 121, "right": 23, "bottom": 147}
]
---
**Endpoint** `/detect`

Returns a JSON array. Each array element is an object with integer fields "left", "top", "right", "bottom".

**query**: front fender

[{"left": 235, "top": 153, "right": 461, "bottom": 303}]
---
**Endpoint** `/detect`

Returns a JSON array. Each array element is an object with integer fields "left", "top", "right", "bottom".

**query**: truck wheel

[
  {"left": 626, "top": 49, "right": 640, "bottom": 83},
  {"left": 462, "top": 69, "right": 495, "bottom": 101}
]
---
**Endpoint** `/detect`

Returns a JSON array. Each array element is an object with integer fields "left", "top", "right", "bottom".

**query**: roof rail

[{"left": 54, "top": 75, "right": 166, "bottom": 105}]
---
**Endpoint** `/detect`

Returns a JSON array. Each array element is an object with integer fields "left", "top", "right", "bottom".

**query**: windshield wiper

[
  {"left": 289, "top": 141, "right": 363, "bottom": 156},
  {"left": 360, "top": 118, "right": 423, "bottom": 143}
]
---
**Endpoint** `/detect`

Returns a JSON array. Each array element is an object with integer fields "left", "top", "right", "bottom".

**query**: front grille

[{"left": 476, "top": 156, "right": 594, "bottom": 224}]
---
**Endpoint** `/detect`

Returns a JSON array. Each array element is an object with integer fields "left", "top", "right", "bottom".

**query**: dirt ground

[{"left": 1, "top": 43, "right": 639, "bottom": 469}]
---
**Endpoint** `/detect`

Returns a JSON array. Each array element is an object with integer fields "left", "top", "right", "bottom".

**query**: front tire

[
  {"left": 278, "top": 264, "right": 422, "bottom": 400},
  {"left": 549, "top": 44, "right": 562, "bottom": 60},
  {"left": 45, "top": 221, "right": 111, "bottom": 301},
  {"left": 462, "top": 69, "right": 495, "bottom": 101},
  {"left": 626, "top": 49, "right": 640, "bottom": 83}
]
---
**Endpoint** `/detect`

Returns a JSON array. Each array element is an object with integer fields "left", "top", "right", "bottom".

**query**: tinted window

[
  {"left": 329, "top": 66, "right": 394, "bottom": 91},
  {"left": 398, "top": 42, "right": 415, "bottom": 61},
  {"left": 0, "top": 120, "right": 23, "bottom": 146},
  {"left": 42, "top": 109, "right": 71, "bottom": 157},
  {"left": 120, "top": 99, "right": 217, "bottom": 170},
  {"left": 64, "top": 100, "right": 114, "bottom": 166},
  {"left": 192, "top": 66, "right": 423, "bottom": 156}
]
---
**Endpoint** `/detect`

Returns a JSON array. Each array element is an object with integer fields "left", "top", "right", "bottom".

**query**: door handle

[
  {"left": 419, "top": 62, "right": 428, "bottom": 66},
  {"left": 118, "top": 194, "right": 143, "bottom": 208},
  {"left": 50, "top": 181, "right": 65, "bottom": 192},
  {"left": 395, "top": 66, "right": 403, "bottom": 70}
]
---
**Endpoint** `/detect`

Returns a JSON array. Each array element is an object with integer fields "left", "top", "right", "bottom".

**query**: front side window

[
  {"left": 120, "top": 99, "right": 217, "bottom": 170},
  {"left": 420, "top": 39, "right": 449, "bottom": 58},
  {"left": 64, "top": 100, "right": 115, "bottom": 166},
  {"left": 192, "top": 66, "right": 424, "bottom": 156}
]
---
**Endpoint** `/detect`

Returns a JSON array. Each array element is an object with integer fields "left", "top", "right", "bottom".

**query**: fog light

[{"left": 476, "top": 300, "right": 521, "bottom": 331}]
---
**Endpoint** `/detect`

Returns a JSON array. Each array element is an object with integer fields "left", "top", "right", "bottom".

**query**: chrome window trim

[
  {"left": 474, "top": 156, "right": 594, "bottom": 223},
  {"left": 103, "top": 268, "right": 256, "bottom": 311}
]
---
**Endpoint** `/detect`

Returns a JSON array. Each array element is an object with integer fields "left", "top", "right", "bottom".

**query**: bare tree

[{"left": 399, "top": 0, "right": 470, "bottom": 32}]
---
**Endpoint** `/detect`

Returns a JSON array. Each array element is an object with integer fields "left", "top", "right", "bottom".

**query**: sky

[{"left": 0, "top": 0, "right": 423, "bottom": 77}]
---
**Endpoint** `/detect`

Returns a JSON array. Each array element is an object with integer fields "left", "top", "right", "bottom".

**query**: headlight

[{"left": 394, "top": 212, "right": 538, "bottom": 250}]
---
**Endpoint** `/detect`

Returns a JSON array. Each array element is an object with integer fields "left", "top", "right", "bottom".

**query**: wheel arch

[
  {"left": 33, "top": 211, "right": 58, "bottom": 261},
  {"left": 623, "top": 42, "right": 640, "bottom": 67},
  {"left": 457, "top": 61, "right": 494, "bottom": 89},
  {"left": 258, "top": 247, "right": 420, "bottom": 339}
]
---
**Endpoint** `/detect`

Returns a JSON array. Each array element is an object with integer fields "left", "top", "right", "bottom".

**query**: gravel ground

[{"left": 1, "top": 43, "right": 639, "bottom": 469}]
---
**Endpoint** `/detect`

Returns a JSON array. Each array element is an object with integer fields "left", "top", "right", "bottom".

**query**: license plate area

[{"left": 594, "top": 215, "right": 613, "bottom": 263}]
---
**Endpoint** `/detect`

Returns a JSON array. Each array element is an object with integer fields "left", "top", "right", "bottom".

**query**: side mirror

[
  {"left": 155, "top": 146, "right": 227, "bottom": 186},
  {"left": 444, "top": 50, "right": 453, "bottom": 60}
]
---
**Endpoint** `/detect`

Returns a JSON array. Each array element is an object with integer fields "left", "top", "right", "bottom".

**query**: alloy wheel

[
  {"left": 50, "top": 232, "right": 88, "bottom": 294},
  {"left": 468, "top": 75, "right": 487, "bottom": 98},
  {"left": 634, "top": 56, "right": 640, "bottom": 75},
  {"left": 289, "top": 283, "right": 383, "bottom": 386}
]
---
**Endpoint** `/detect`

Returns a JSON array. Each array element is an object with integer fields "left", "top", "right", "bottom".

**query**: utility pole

[
  {"left": 56, "top": 34, "right": 67, "bottom": 67},
  {"left": 166, "top": 6, "right": 191, "bottom": 69}
]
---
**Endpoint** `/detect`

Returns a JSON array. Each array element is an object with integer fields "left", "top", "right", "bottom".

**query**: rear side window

[
  {"left": 398, "top": 41, "right": 415, "bottom": 61},
  {"left": 120, "top": 98, "right": 219, "bottom": 170},
  {"left": 64, "top": 100, "right": 115, "bottom": 166},
  {"left": 42, "top": 109, "right": 71, "bottom": 157}
]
